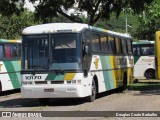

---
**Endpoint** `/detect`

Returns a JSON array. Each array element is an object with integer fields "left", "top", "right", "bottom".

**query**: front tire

[{"left": 86, "top": 79, "right": 97, "bottom": 102}]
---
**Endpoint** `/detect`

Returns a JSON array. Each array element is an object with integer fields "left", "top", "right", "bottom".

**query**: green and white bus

[
  {"left": 0, "top": 39, "right": 21, "bottom": 92},
  {"left": 21, "top": 23, "right": 133, "bottom": 102},
  {"left": 133, "top": 41, "right": 155, "bottom": 79}
]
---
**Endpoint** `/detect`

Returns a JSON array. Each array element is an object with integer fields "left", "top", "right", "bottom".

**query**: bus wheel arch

[
  {"left": 123, "top": 72, "right": 127, "bottom": 90},
  {"left": 144, "top": 69, "right": 155, "bottom": 79},
  {"left": 86, "top": 75, "right": 98, "bottom": 102},
  {"left": 93, "top": 75, "right": 98, "bottom": 93}
]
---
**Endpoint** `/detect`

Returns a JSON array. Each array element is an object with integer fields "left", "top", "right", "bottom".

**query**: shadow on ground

[{"left": 0, "top": 88, "right": 123, "bottom": 108}]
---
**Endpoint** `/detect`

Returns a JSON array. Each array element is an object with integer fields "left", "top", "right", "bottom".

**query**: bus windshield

[{"left": 22, "top": 33, "right": 82, "bottom": 70}]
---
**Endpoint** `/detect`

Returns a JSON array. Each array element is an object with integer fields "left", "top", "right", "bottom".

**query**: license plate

[{"left": 44, "top": 88, "right": 54, "bottom": 92}]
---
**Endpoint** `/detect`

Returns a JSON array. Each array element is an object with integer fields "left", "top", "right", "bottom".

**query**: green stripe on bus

[
  {"left": 3, "top": 61, "right": 20, "bottom": 89},
  {"left": 11, "top": 61, "right": 21, "bottom": 82},
  {"left": 46, "top": 73, "right": 65, "bottom": 81},
  {"left": 134, "top": 56, "right": 140, "bottom": 64},
  {"left": 100, "top": 56, "right": 114, "bottom": 90},
  {"left": 54, "top": 74, "right": 65, "bottom": 80},
  {"left": 45, "top": 73, "right": 57, "bottom": 80}
]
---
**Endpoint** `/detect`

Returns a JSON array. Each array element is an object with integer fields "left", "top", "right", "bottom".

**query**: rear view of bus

[
  {"left": 155, "top": 31, "right": 160, "bottom": 79},
  {"left": 133, "top": 41, "right": 155, "bottom": 79}
]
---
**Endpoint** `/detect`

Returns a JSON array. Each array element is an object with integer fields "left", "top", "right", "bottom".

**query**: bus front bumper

[{"left": 21, "top": 84, "right": 88, "bottom": 98}]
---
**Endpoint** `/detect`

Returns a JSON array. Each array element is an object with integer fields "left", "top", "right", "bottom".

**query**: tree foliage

[
  {"left": 0, "top": 0, "right": 24, "bottom": 16},
  {"left": 135, "top": 0, "right": 160, "bottom": 40},
  {"left": 0, "top": 11, "right": 37, "bottom": 39},
  {"left": 28, "top": 0, "right": 153, "bottom": 25},
  {"left": 0, "top": 0, "right": 155, "bottom": 39},
  {"left": 95, "top": 12, "right": 140, "bottom": 40}
]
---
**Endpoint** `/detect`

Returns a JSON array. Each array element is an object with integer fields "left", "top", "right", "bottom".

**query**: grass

[{"left": 127, "top": 82, "right": 160, "bottom": 91}]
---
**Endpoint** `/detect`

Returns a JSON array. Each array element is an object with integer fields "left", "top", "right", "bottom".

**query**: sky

[{"left": 23, "top": 0, "right": 39, "bottom": 11}]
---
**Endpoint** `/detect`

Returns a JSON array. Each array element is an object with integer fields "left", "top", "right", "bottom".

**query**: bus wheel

[
  {"left": 145, "top": 69, "right": 155, "bottom": 79},
  {"left": 86, "top": 79, "right": 97, "bottom": 102},
  {"left": 0, "top": 81, "right": 2, "bottom": 91},
  {"left": 38, "top": 98, "right": 50, "bottom": 104}
]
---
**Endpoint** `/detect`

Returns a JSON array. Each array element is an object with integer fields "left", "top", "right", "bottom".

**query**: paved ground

[{"left": 0, "top": 89, "right": 160, "bottom": 120}]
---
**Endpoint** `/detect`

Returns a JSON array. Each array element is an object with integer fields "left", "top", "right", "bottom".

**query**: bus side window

[
  {"left": 137, "top": 46, "right": 141, "bottom": 55},
  {"left": 108, "top": 36, "right": 116, "bottom": 53},
  {"left": 91, "top": 33, "right": 101, "bottom": 52},
  {"left": 141, "top": 45, "right": 154, "bottom": 56},
  {"left": 17, "top": 45, "right": 21, "bottom": 57},
  {"left": 4, "top": 44, "right": 21, "bottom": 59},
  {"left": 121, "top": 39, "right": 127, "bottom": 54},
  {"left": 14, "top": 45, "right": 21, "bottom": 57},
  {"left": 148, "top": 46, "right": 154, "bottom": 55},
  {"left": 127, "top": 40, "right": 132, "bottom": 54},
  {"left": 0, "top": 45, "right": 4, "bottom": 59},
  {"left": 115, "top": 38, "right": 122, "bottom": 54},
  {"left": 5, "top": 45, "right": 12, "bottom": 59},
  {"left": 101, "top": 36, "right": 109, "bottom": 52},
  {"left": 133, "top": 47, "right": 138, "bottom": 56}
]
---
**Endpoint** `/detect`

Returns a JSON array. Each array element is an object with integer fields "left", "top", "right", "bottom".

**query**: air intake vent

[
  {"left": 35, "top": 81, "right": 47, "bottom": 84},
  {"left": 51, "top": 81, "right": 64, "bottom": 84}
]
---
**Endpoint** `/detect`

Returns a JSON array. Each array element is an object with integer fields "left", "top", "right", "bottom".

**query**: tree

[
  {"left": 0, "top": 11, "right": 37, "bottom": 39},
  {"left": 135, "top": 0, "right": 160, "bottom": 40},
  {"left": 0, "top": 0, "right": 24, "bottom": 16},
  {"left": 94, "top": 12, "right": 140, "bottom": 40},
  {"left": 28, "top": 0, "right": 153, "bottom": 25}
]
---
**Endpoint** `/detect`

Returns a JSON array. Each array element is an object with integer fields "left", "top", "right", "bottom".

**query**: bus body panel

[
  {"left": 21, "top": 72, "right": 92, "bottom": 98},
  {"left": 134, "top": 56, "right": 155, "bottom": 79},
  {"left": 155, "top": 31, "right": 160, "bottom": 79},
  {"left": 0, "top": 61, "right": 21, "bottom": 91},
  {"left": 21, "top": 55, "right": 133, "bottom": 98}
]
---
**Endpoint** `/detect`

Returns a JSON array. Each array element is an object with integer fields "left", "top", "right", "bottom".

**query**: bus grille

[
  {"left": 51, "top": 81, "right": 64, "bottom": 84},
  {"left": 34, "top": 81, "right": 47, "bottom": 84}
]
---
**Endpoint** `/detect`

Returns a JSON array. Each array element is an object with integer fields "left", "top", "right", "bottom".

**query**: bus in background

[
  {"left": 155, "top": 31, "right": 160, "bottom": 79},
  {"left": 133, "top": 41, "right": 155, "bottom": 79},
  {"left": 0, "top": 39, "right": 21, "bottom": 92},
  {"left": 21, "top": 23, "right": 133, "bottom": 102}
]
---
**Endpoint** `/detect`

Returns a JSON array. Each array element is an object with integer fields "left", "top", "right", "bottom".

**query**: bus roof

[
  {"left": 22, "top": 23, "right": 131, "bottom": 38},
  {"left": 0, "top": 39, "right": 21, "bottom": 43},
  {"left": 133, "top": 41, "right": 154, "bottom": 45}
]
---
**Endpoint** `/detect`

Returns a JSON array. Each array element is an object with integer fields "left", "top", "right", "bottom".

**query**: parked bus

[
  {"left": 155, "top": 31, "right": 160, "bottom": 79},
  {"left": 21, "top": 23, "right": 133, "bottom": 102},
  {"left": 133, "top": 41, "right": 155, "bottom": 79},
  {"left": 0, "top": 39, "right": 21, "bottom": 92}
]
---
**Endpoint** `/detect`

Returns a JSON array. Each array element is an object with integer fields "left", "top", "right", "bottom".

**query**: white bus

[
  {"left": 21, "top": 23, "right": 133, "bottom": 102},
  {"left": 133, "top": 41, "right": 155, "bottom": 79}
]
